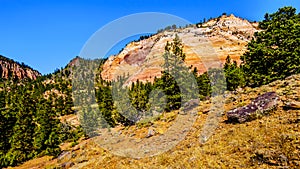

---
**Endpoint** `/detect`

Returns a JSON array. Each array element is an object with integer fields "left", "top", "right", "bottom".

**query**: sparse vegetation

[
  {"left": 10, "top": 73, "right": 300, "bottom": 169},
  {"left": 1, "top": 6, "right": 300, "bottom": 169}
]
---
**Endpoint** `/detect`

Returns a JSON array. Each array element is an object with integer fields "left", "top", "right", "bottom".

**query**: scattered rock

[
  {"left": 146, "top": 128, "right": 156, "bottom": 138},
  {"left": 129, "top": 133, "right": 136, "bottom": 137},
  {"left": 227, "top": 92, "right": 279, "bottom": 123},
  {"left": 72, "top": 144, "right": 81, "bottom": 151},
  {"left": 202, "top": 108, "right": 210, "bottom": 114},
  {"left": 71, "top": 153, "right": 77, "bottom": 158},
  {"left": 279, "top": 154, "right": 288, "bottom": 163},
  {"left": 57, "top": 151, "right": 71, "bottom": 162},
  {"left": 283, "top": 101, "right": 300, "bottom": 110},
  {"left": 182, "top": 99, "right": 199, "bottom": 112},
  {"left": 286, "top": 74, "right": 300, "bottom": 81},
  {"left": 60, "top": 161, "right": 75, "bottom": 168},
  {"left": 76, "top": 159, "right": 88, "bottom": 164}
]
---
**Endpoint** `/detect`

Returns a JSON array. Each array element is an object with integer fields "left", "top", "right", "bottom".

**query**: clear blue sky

[{"left": 0, "top": 0, "right": 299, "bottom": 74}]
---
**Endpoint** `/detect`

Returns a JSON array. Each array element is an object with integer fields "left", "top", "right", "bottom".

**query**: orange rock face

[
  {"left": 101, "top": 14, "right": 259, "bottom": 84},
  {"left": 0, "top": 56, "right": 41, "bottom": 80}
]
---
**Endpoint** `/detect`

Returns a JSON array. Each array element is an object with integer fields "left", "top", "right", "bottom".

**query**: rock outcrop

[
  {"left": 101, "top": 14, "right": 259, "bottom": 84},
  {"left": 0, "top": 55, "right": 41, "bottom": 80},
  {"left": 227, "top": 92, "right": 279, "bottom": 123}
]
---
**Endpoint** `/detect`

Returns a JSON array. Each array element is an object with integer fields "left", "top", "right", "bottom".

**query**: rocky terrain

[
  {"left": 101, "top": 14, "right": 259, "bottom": 84},
  {"left": 9, "top": 73, "right": 300, "bottom": 169},
  {"left": 0, "top": 55, "right": 41, "bottom": 80}
]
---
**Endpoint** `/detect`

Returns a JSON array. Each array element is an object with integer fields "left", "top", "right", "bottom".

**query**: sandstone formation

[
  {"left": 101, "top": 14, "right": 259, "bottom": 84},
  {"left": 0, "top": 55, "right": 41, "bottom": 80}
]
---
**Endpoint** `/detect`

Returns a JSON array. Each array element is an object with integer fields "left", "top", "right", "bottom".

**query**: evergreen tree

[
  {"left": 0, "top": 90, "right": 15, "bottom": 167},
  {"left": 224, "top": 55, "right": 245, "bottom": 90},
  {"left": 241, "top": 6, "right": 300, "bottom": 87},
  {"left": 196, "top": 72, "right": 211, "bottom": 100},
  {"left": 5, "top": 89, "right": 36, "bottom": 166},
  {"left": 155, "top": 34, "right": 198, "bottom": 111},
  {"left": 33, "top": 98, "right": 61, "bottom": 156},
  {"left": 155, "top": 35, "right": 185, "bottom": 111}
]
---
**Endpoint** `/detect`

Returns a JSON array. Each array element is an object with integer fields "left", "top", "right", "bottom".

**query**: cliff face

[
  {"left": 0, "top": 55, "right": 41, "bottom": 80},
  {"left": 101, "top": 14, "right": 259, "bottom": 83}
]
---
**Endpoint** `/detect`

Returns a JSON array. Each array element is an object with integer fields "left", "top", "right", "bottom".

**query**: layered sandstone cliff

[
  {"left": 101, "top": 14, "right": 259, "bottom": 83},
  {"left": 0, "top": 55, "right": 41, "bottom": 80}
]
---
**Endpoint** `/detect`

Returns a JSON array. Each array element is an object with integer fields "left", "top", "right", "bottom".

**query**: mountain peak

[{"left": 101, "top": 15, "right": 258, "bottom": 84}]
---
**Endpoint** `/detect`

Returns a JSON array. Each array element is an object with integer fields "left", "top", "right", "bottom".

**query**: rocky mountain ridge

[
  {"left": 101, "top": 14, "right": 259, "bottom": 84},
  {"left": 0, "top": 55, "right": 41, "bottom": 80}
]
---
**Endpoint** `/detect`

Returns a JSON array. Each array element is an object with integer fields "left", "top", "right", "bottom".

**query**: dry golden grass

[{"left": 8, "top": 74, "right": 300, "bottom": 169}]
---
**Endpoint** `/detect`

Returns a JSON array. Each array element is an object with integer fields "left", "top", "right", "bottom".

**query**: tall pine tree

[{"left": 241, "top": 6, "right": 300, "bottom": 87}]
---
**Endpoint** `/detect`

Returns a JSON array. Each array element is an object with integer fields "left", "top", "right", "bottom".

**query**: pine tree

[
  {"left": 241, "top": 6, "right": 300, "bottom": 87},
  {"left": 6, "top": 88, "right": 36, "bottom": 166},
  {"left": 224, "top": 55, "right": 245, "bottom": 90},
  {"left": 196, "top": 72, "right": 211, "bottom": 100},
  {"left": 0, "top": 90, "right": 15, "bottom": 167},
  {"left": 33, "top": 98, "right": 61, "bottom": 156},
  {"left": 155, "top": 34, "right": 197, "bottom": 111}
]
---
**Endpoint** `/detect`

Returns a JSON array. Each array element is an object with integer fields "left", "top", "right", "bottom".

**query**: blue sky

[{"left": 0, "top": 0, "right": 299, "bottom": 74}]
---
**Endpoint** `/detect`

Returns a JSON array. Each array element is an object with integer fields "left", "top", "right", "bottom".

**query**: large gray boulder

[{"left": 227, "top": 92, "right": 279, "bottom": 123}]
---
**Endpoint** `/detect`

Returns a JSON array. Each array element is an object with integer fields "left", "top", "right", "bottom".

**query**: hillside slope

[
  {"left": 0, "top": 55, "right": 41, "bottom": 80},
  {"left": 101, "top": 14, "right": 258, "bottom": 83},
  {"left": 9, "top": 73, "right": 300, "bottom": 169}
]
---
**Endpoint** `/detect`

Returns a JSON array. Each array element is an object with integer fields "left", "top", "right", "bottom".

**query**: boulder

[
  {"left": 146, "top": 128, "right": 156, "bottom": 138},
  {"left": 182, "top": 99, "right": 199, "bottom": 112},
  {"left": 57, "top": 151, "right": 71, "bottom": 162},
  {"left": 227, "top": 92, "right": 279, "bottom": 123}
]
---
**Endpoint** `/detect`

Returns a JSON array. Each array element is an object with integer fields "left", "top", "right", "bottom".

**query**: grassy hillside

[
  {"left": 2, "top": 6, "right": 299, "bottom": 168},
  {"left": 8, "top": 73, "right": 300, "bottom": 169}
]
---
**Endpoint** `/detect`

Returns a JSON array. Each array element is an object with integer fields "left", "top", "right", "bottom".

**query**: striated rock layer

[
  {"left": 101, "top": 14, "right": 259, "bottom": 84},
  {"left": 0, "top": 55, "right": 41, "bottom": 80}
]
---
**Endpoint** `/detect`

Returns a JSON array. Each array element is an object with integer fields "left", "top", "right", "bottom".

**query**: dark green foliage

[
  {"left": 92, "top": 6, "right": 300, "bottom": 129},
  {"left": 33, "top": 99, "right": 61, "bottom": 156},
  {"left": 196, "top": 71, "right": 211, "bottom": 100},
  {"left": 241, "top": 6, "right": 300, "bottom": 87},
  {"left": 0, "top": 90, "right": 15, "bottom": 166},
  {"left": 95, "top": 84, "right": 116, "bottom": 127},
  {"left": 129, "top": 80, "right": 152, "bottom": 112},
  {"left": 0, "top": 66, "right": 81, "bottom": 167},
  {"left": 154, "top": 72, "right": 182, "bottom": 112},
  {"left": 72, "top": 58, "right": 119, "bottom": 135},
  {"left": 157, "top": 24, "right": 180, "bottom": 33},
  {"left": 5, "top": 89, "right": 36, "bottom": 166},
  {"left": 93, "top": 35, "right": 201, "bottom": 126},
  {"left": 112, "top": 76, "right": 140, "bottom": 124},
  {"left": 154, "top": 35, "right": 186, "bottom": 111},
  {"left": 2, "top": 6, "right": 298, "bottom": 167},
  {"left": 134, "top": 34, "right": 153, "bottom": 42},
  {"left": 224, "top": 56, "right": 245, "bottom": 91}
]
